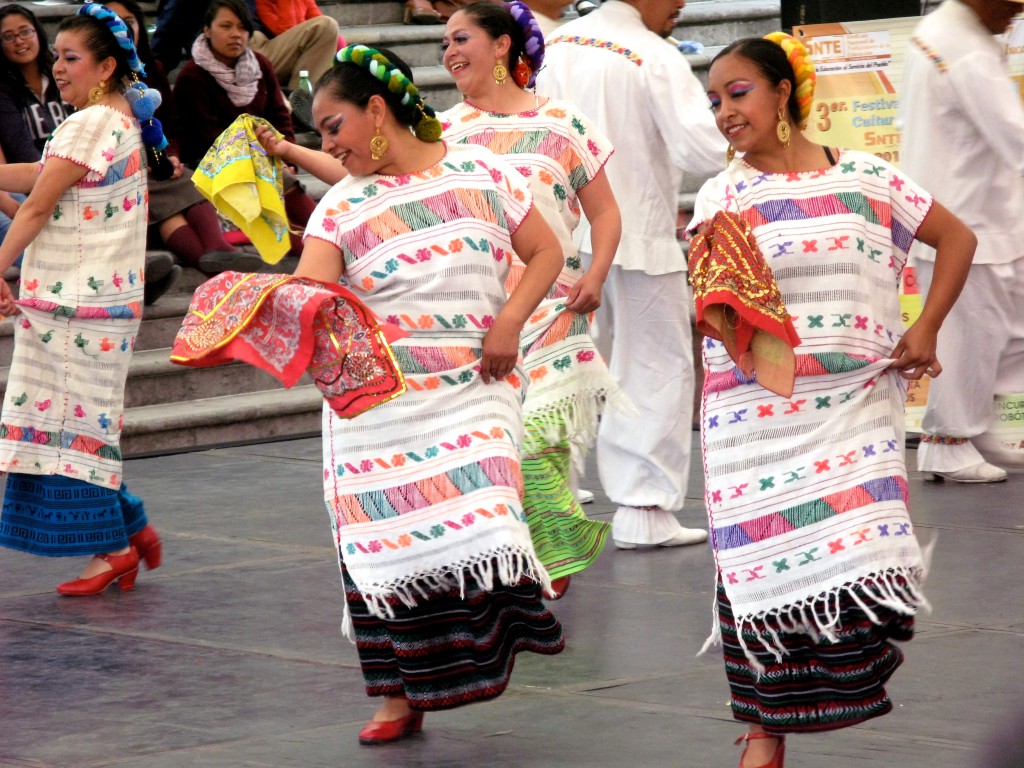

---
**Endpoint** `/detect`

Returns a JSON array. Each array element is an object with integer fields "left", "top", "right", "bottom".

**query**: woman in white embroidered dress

[
  {"left": 298, "top": 46, "right": 566, "bottom": 745},
  {"left": 0, "top": 5, "right": 168, "bottom": 594},
  {"left": 690, "top": 34, "right": 975, "bottom": 768},
  {"left": 440, "top": 1, "right": 622, "bottom": 599}
]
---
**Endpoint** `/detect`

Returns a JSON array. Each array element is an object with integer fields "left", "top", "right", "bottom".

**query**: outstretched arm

[
  {"left": 0, "top": 162, "right": 41, "bottom": 195},
  {"left": 255, "top": 124, "right": 349, "bottom": 186},
  {"left": 889, "top": 200, "right": 976, "bottom": 380}
]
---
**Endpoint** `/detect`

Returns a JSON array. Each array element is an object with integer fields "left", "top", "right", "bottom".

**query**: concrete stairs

[{"left": 5, "top": 0, "right": 781, "bottom": 457}]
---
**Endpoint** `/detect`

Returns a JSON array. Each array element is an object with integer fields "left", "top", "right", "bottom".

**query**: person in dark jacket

[{"left": 172, "top": 0, "right": 316, "bottom": 255}]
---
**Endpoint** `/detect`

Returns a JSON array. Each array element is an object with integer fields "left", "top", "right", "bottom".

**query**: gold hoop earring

[
  {"left": 776, "top": 109, "right": 791, "bottom": 147},
  {"left": 370, "top": 128, "right": 388, "bottom": 161},
  {"left": 726, "top": 145, "right": 736, "bottom": 163},
  {"left": 88, "top": 80, "right": 106, "bottom": 104},
  {"left": 493, "top": 61, "right": 508, "bottom": 85}
]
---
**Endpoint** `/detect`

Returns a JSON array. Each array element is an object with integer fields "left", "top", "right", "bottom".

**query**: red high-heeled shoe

[
  {"left": 129, "top": 524, "right": 162, "bottom": 570},
  {"left": 358, "top": 710, "right": 424, "bottom": 745},
  {"left": 545, "top": 575, "right": 571, "bottom": 600},
  {"left": 735, "top": 732, "right": 785, "bottom": 768},
  {"left": 56, "top": 548, "right": 140, "bottom": 596}
]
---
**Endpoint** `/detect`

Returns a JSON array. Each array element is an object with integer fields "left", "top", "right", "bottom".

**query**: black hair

[
  {"left": 204, "top": 0, "right": 256, "bottom": 36},
  {"left": 57, "top": 14, "right": 132, "bottom": 84},
  {"left": 0, "top": 5, "right": 53, "bottom": 93},
  {"left": 713, "top": 38, "right": 801, "bottom": 126},
  {"left": 316, "top": 47, "right": 420, "bottom": 129},
  {"left": 457, "top": 1, "right": 528, "bottom": 76}
]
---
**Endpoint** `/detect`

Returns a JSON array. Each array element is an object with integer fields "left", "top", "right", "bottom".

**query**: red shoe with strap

[
  {"left": 358, "top": 710, "right": 424, "bottom": 745},
  {"left": 56, "top": 549, "right": 140, "bottom": 596},
  {"left": 735, "top": 732, "right": 785, "bottom": 768},
  {"left": 129, "top": 525, "right": 162, "bottom": 570}
]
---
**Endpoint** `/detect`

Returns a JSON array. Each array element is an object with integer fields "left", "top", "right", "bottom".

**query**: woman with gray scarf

[{"left": 172, "top": 0, "right": 316, "bottom": 256}]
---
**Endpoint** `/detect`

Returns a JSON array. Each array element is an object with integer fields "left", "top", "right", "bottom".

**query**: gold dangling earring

[
  {"left": 776, "top": 108, "right": 792, "bottom": 147},
  {"left": 726, "top": 145, "right": 736, "bottom": 163},
  {"left": 370, "top": 128, "right": 388, "bottom": 161},
  {"left": 88, "top": 80, "right": 106, "bottom": 104},
  {"left": 493, "top": 60, "right": 508, "bottom": 85}
]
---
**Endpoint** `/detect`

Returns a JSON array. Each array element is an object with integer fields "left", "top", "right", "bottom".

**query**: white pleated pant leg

[
  {"left": 590, "top": 264, "right": 695, "bottom": 544},
  {"left": 916, "top": 258, "right": 1024, "bottom": 471}
]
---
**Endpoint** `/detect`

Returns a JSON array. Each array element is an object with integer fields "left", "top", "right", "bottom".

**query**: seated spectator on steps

[
  {"left": 0, "top": 4, "right": 69, "bottom": 163},
  {"left": 251, "top": 0, "right": 339, "bottom": 91},
  {"left": 104, "top": 0, "right": 264, "bottom": 276},
  {"left": 172, "top": 0, "right": 317, "bottom": 256},
  {"left": 151, "top": 0, "right": 339, "bottom": 89}
]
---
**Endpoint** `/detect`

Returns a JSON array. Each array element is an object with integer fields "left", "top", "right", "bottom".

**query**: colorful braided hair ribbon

[
  {"left": 764, "top": 31, "right": 816, "bottom": 127},
  {"left": 77, "top": 4, "right": 170, "bottom": 157},
  {"left": 336, "top": 45, "right": 443, "bottom": 142},
  {"left": 80, "top": 2, "right": 144, "bottom": 76},
  {"left": 507, "top": 1, "right": 544, "bottom": 89}
]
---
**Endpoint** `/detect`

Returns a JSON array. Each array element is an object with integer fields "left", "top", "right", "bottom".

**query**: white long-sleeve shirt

[
  {"left": 900, "top": 0, "right": 1024, "bottom": 264},
  {"left": 538, "top": 0, "right": 727, "bottom": 275}
]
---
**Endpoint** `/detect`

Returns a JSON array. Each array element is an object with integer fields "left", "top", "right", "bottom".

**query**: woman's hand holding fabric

[
  {"left": 480, "top": 317, "right": 520, "bottom": 384},
  {"left": 254, "top": 124, "right": 291, "bottom": 160},
  {"left": 889, "top": 320, "right": 941, "bottom": 380}
]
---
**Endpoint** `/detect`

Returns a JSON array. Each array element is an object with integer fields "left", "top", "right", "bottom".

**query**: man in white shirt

[
  {"left": 900, "top": 0, "right": 1024, "bottom": 483},
  {"left": 539, "top": 0, "right": 726, "bottom": 547}
]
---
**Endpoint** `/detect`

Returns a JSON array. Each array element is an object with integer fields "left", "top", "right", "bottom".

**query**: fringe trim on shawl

[
  {"left": 523, "top": 382, "right": 634, "bottom": 463},
  {"left": 698, "top": 561, "right": 932, "bottom": 677},
  {"left": 341, "top": 544, "right": 554, "bottom": 633}
]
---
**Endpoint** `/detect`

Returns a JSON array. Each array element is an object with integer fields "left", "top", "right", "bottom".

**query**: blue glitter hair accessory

[
  {"left": 79, "top": 2, "right": 145, "bottom": 77},
  {"left": 77, "top": 3, "right": 172, "bottom": 171}
]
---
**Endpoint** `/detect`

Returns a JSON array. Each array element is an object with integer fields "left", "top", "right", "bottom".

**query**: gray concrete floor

[{"left": 1, "top": 435, "right": 1022, "bottom": 768}]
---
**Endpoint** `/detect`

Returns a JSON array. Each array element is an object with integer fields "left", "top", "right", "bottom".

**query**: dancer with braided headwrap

[
  {"left": 292, "top": 45, "right": 566, "bottom": 745},
  {"left": 0, "top": 3, "right": 170, "bottom": 594},
  {"left": 440, "top": 1, "right": 621, "bottom": 600},
  {"left": 690, "top": 34, "right": 976, "bottom": 768}
]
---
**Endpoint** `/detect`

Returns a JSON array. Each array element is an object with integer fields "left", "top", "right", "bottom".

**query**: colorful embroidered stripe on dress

[
  {"left": 713, "top": 476, "right": 909, "bottom": 552},
  {"left": 547, "top": 34, "right": 644, "bottom": 66},
  {"left": 738, "top": 190, "right": 919, "bottom": 255}
]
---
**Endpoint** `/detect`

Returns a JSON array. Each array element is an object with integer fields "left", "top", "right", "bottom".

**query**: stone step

[
  {"left": 122, "top": 349, "right": 307, "bottom": 408},
  {"left": 325, "top": 1, "right": 405, "bottom": 28},
  {"left": 121, "top": 385, "right": 323, "bottom": 457}
]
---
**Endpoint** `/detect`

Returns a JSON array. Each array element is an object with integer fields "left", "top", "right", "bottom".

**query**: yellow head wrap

[{"left": 764, "top": 32, "right": 816, "bottom": 127}]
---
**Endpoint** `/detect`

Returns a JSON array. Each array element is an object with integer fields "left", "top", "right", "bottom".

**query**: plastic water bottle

[{"left": 293, "top": 70, "right": 314, "bottom": 131}]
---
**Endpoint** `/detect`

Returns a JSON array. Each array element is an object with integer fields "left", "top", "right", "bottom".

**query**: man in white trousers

[
  {"left": 539, "top": 0, "right": 727, "bottom": 547},
  {"left": 901, "top": 0, "right": 1024, "bottom": 483}
]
